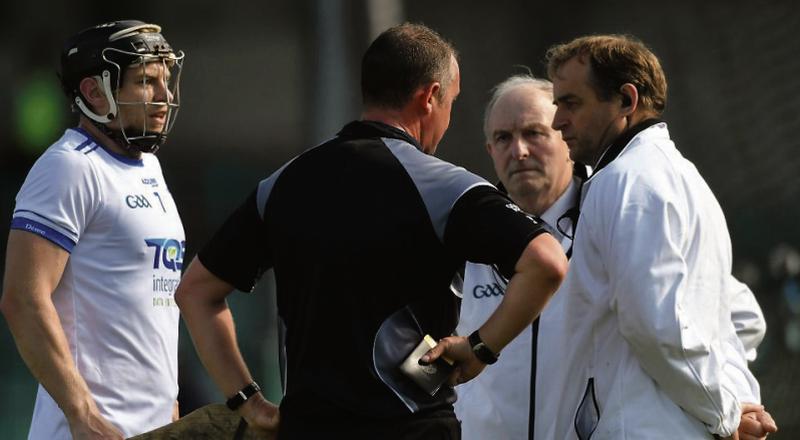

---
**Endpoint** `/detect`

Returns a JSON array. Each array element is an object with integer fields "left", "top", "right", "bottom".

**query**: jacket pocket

[{"left": 574, "top": 377, "right": 600, "bottom": 440}]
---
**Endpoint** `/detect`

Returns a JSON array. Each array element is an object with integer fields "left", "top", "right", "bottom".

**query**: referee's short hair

[{"left": 361, "top": 23, "right": 458, "bottom": 109}]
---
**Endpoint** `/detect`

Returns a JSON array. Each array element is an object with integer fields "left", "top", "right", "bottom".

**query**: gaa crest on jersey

[
  {"left": 145, "top": 238, "right": 185, "bottom": 272},
  {"left": 126, "top": 194, "right": 153, "bottom": 209}
]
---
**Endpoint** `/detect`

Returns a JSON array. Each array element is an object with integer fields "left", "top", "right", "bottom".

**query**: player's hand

[
  {"left": 239, "top": 393, "right": 280, "bottom": 439},
  {"left": 68, "top": 409, "right": 124, "bottom": 439},
  {"left": 172, "top": 400, "right": 180, "bottom": 422},
  {"left": 419, "top": 335, "right": 487, "bottom": 386},
  {"left": 738, "top": 403, "right": 778, "bottom": 440}
]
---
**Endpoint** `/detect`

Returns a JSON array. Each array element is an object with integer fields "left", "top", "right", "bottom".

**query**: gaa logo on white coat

[{"left": 473, "top": 283, "right": 505, "bottom": 299}]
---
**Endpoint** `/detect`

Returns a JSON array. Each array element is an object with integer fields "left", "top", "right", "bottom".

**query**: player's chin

[{"left": 146, "top": 120, "right": 166, "bottom": 132}]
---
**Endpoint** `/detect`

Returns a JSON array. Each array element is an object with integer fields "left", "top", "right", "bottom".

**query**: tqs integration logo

[{"left": 145, "top": 238, "right": 185, "bottom": 272}]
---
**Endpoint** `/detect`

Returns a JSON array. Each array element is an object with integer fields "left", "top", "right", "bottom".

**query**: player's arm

[
  {"left": 1, "top": 230, "right": 122, "bottom": 439},
  {"left": 465, "top": 233, "right": 566, "bottom": 378},
  {"left": 423, "top": 233, "right": 566, "bottom": 382},
  {"left": 174, "top": 258, "right": 279, "bottom": 433},
  {"left": 175, "top": 186, "right": 278, "bottom": 433},
  {"left": 479, "top": 233, "right": 566, "bottom": 348},
  {"left": 422, "top": 186, "right": 567, "bottom": 382}
]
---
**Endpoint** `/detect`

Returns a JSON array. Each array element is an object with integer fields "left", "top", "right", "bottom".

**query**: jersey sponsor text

[{"left": 145, "top": 238, "right": 185, "bottom": 271}]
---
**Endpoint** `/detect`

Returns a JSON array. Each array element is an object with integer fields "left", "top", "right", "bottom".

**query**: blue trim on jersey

[
  {"left": 84, "top": 144, "right": 100, "bottom": 155},
  {"left": 10, "top": 217, "right": 76, "bottom": 253},
  {"left": 97, "top": 144, "right": 145, "bottom": 166},
  {"left": 14, "top": 209, "right": 49, "bottom": 218},
  {"left": 70, "top": 127, "right": 144, "bottom": 167},
  {"left": 74, "top": 138, "right": 93, "bottom": 151}
]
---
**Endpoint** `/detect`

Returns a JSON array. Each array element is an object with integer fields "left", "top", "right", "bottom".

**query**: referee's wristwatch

[
  {"left": 226, "top": 381, "right": 261, "bottom": 410},
  {"left": 468, "top": 330, "right": 499, "bottom": 365}
]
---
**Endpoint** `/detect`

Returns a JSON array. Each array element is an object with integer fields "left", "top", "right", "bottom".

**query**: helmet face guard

[
  {"left": 61, "top": 21, "right": 185, "bottom": 154},
  {"left": 103, "top": 49, "right": 184, "bottom": 153}
]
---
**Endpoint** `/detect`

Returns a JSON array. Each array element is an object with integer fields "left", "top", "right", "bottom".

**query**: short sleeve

[
  {"left": 198, "top": 189, "right": 272, "bottom": 292},
  {"left": 444, "top": 185, "right": 548, "bottom": 279},
  {"left": 11, "top": 149, "right": 101, "bottom": 252}
]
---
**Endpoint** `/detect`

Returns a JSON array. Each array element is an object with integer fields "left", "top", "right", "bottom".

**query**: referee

[{"left": 176, "top": 23, "right": 566, "bottom": 439}]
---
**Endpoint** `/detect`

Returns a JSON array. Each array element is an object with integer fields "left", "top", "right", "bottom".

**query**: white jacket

[{"left": 550, "top": 122, "right": 759, "bottom": 439}]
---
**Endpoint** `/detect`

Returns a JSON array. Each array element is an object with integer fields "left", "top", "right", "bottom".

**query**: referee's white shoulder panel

[
  {"left": 256, "top": 158, "right": 296, "bottom": 219},
  {"left": 382, "top": 137, "right": 492, "bottom": 242}
]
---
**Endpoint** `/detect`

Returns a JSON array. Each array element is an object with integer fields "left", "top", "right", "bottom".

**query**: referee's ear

[{"left": 413, "top": 81, "right": 440, "bottom": 117}]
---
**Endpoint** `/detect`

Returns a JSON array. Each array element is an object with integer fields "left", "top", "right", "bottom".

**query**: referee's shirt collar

[{"left": 339, "top": 120, "right": 423, "bottom": 151}]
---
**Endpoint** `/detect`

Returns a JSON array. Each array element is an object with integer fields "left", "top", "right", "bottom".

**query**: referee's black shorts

[{"left": 278, "top": 401, "right": 460, "bottom": 439}]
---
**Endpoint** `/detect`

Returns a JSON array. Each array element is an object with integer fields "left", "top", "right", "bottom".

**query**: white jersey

[
  {"left": 12, "top": 128, "right": 184, "bottom": 438},
  {"left": 455, "top": 178, "right": 579, "bottom": 440}
]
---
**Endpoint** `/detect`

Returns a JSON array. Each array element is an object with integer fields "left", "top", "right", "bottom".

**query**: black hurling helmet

[{"left": 59, "top": 20, "right": 184, "bottom": 153}]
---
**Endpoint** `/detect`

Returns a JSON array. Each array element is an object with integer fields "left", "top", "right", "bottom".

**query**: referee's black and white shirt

[{"left": 198, "top": 120, "right": 547, "bottom": 425}]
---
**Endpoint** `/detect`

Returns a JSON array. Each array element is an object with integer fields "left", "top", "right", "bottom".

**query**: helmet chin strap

[
  {"left": 88, "top": 119, "right": 164, "bottom": 154},
  {"left": 126, "top": 132, "right": 166, "bottom": 154}
]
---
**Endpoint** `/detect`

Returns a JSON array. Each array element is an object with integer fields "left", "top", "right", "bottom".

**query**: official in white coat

[
  {"left": 544, "top": 34, "right": 777, "bottom": 439},
  {"left": 455, "top": 75, "right": 582, "bottom": 440}
]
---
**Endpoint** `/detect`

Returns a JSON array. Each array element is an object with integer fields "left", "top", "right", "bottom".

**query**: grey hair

[{"left": 483, "top": 74, "right": 554, "bottom": 141}]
